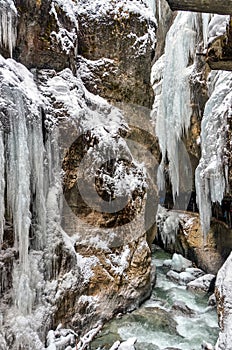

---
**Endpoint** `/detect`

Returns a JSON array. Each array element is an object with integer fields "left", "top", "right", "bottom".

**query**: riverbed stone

[
  {"left": 185, "top": 267, "right": 205, "bottom": 278},
  {"left": 135, "top": 343, "right": 159, "bottom": 350},
  {"left": 171, "top": 300, "right": 196, "bottom": 316},
  {"left": 118, "top": 337, "right": 137, "bottom": 350},
  {"left": 167, "top": 270, "right": 180, "bottom": 283},
  {"left": 178, "top": 271, "right": 196, "bottom": 285},
  {"left": 187, "top": 274, "right": 216, "bottom": 293},
  {"left": 171, "top": 253, "right": 192, "bottom": 272}
]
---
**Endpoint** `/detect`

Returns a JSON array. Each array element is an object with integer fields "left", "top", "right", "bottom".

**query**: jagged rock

[{"left": 165, "top": 0, "right": 232, "bottom": 15}]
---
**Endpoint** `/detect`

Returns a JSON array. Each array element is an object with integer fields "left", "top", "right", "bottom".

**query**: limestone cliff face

[
  {"left": 77, "top": 0, "right": 155, "bottom": 108},
  {"left": 13, "top": 0, "right": 78, "bottom": 71},
  {"left": 0, "top": 0, "right": 157, "bottom": 348}
]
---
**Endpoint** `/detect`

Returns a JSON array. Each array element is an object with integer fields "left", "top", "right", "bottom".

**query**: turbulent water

[{"left": 92, "top": 248, "right": 219, "bottom": 350}]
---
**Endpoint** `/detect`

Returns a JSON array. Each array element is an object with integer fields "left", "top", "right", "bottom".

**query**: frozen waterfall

[
  {"left": 195, "top": 71, "right": 232, "bottom": 236},
  {"left": 0, "top": 57, "right": 47, "bottom": 315},
  {"left": 0, "top": 0, "right": 17, "bottom": 57},
  {"left": 155, "top": 11, "right": 197, "bottom": 199}
]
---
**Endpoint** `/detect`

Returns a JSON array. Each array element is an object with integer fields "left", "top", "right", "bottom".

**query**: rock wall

[{"left": 0, "top": 0, "right": 157, "bottom": 348}]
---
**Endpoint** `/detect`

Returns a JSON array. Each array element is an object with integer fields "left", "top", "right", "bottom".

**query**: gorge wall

[
  {"left": 0, "top": 1, "right": 158, "bottom": 348},
  {"left": 0, "top": 0, "right": 232, "bottom": 349},
  {"left": 153, "top": 1, "right": 232, "bottom": 349}
]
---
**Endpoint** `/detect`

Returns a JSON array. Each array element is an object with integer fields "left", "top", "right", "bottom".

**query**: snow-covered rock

[
  {"left": 185, "top": 267, "right": 205, "bottom": 279},
  {"left": 171, "top": 253, "right": 192, "bottom": 272},
  {"left": 167, "top": 270, "right": 180, "bottom": 283},
  {"left": 187, "top": 274, "right": 216, "bottom": 293},
  {"left": 118, "top": 337, "right": 137, "bottom": 350}
]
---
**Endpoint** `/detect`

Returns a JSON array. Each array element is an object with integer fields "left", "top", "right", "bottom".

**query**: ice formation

[
  {"left": 0, "top": 131, "right": 4, "bottom": 244},
  {"left": 0, "top": 57, "right": 46, "bottom": 315},
  {"left": 195, "top": 70, "right": 232, "bottom": 236},
  {"left": 0, "top": 0, "right": 17, "bottom": 57},
  {"left": 155, "top": 12, "right": 197, "bottom": 199},
  {"left": 156, "top": 205, "right": 180, "bottom": 246}
]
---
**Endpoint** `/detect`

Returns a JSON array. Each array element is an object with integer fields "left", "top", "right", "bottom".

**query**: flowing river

[{"left": 91, "top": 248, "right": 219, "bottom": 349}]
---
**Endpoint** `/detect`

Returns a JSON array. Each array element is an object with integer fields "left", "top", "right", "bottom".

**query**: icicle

[
  {"left": 44, "top": 128, "right": 64, "bottom": 280},
  {"left": 28, "top": 116, "right": 46, "bottom": 250},
  {"left": 195, "top": 71, "right": 232, "bottom": 236},
  {"left": 5, "top": 92, "right": 32, "bottom": 315},
  {"left": 202, "top": 13, "right": 211, "bottom": 49},
  {"left": 155, "top": 12, "right": 197, "bottom": 200},
  {"left": 6, "top": 94, "right": 31, "bottom": 271},
  {"left": 0, "top": 130, "right": 5, "bottom": 245},
  {"left": 0, "top": 0, "right": 17, "bottom": 57}
]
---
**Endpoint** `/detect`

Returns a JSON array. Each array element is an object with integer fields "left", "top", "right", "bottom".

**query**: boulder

[
  {"left": 118, "top": 337, "right": 137, "bottom": 350},
  {"left": 171, "top": 253, "right": 192, "bottom": 272},
  {"left": 187, "top": 274, "right": 216, "bottom": 293},
  {"left": 171, "top": 300, "right": 196, "bottom": 316},
  {"left": 166, "top": 270, "right": 180, "bottom": 283}
]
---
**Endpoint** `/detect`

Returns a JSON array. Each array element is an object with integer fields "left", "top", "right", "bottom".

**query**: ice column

[
  {"left": 155, "top": 12, "right": 197, "bottom": 199},
  {"left": 6, "top": 91, "right": 32, "bottom": 314},
  {"left": 28, "top": 117, "right": 46, "bottom": 250},
  {"left": 195, "top": 71, "right": 232, "bottom": 236},
  {"left": 0, "top": 131, "right": 5, "bottom": 245},
  {"left": 6, "top": 93, "right": 31, "bottom": 270},
  {"left": 0, "top": 0, "right": 17, "bottom": 57}
]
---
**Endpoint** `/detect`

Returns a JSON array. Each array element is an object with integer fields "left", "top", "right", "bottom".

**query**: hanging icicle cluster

[{"left": 0, "top": 0, "right": 17, "bottom": 57}]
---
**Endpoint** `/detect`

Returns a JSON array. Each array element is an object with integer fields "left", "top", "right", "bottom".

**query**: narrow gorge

[{"left": 0, "top": 0, "right": 231, "bottom": 349}]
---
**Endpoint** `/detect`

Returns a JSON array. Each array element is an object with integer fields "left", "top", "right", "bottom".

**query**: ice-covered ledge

[{"left": 165, "top": 0, "right": 232, "bottom": 15}]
